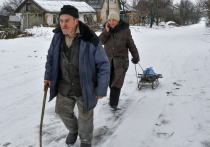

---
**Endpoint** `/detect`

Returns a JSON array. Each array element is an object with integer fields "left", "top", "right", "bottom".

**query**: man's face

[
  {"left": 108, "top": 19, "right": 118, "bottom": 28},
  {"left": 60, "top": 14, "right": 79, "bottom": 35}
]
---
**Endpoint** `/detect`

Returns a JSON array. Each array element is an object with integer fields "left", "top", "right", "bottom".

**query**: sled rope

[
  {"left": 138, "top": 63, "right": 144, "bottom": 72},
  {"left": 135, "top": 64, "right": 138, "bottom": 86}
]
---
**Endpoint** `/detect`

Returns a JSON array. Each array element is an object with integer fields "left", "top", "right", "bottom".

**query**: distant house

[
  {"left": 75, "top": 0, "right": 139, "bottom": 24},
  {"left": 71, "top": 0, "right": 121, "bottom": 24},
  {"left": 120, "top": 4, "right": 139, "bottom": 24},
  {"left": 97, "top": 0, "right": 121, "bottom": 23},
  {"left": 9, "top": 16, "right": 21, "bottom": 28},
  {"left": 13, "top": 0, "right": 97, "bottom": 31}
]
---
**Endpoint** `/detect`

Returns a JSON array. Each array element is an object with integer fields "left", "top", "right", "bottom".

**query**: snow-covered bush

[
  {"left": 24, "top": 26, "right": 54, "bottom": 38},
  {"left": 159, "top": 22, "right": 166, "bottom": 28},
  {"left": 166, "top": 21, "right": 180, "bottom": 27}
]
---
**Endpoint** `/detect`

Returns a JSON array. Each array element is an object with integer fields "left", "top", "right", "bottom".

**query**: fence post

[{"left": 27, "top": 13, "right": 28, "bottom": 29}]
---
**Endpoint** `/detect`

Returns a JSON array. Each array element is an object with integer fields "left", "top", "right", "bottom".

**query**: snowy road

[{"left": 0, "top": 20, "right": 210, "bottom": 147}]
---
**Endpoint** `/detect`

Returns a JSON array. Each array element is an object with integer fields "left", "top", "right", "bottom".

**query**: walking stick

[{"left": 40, "top": 83, "right": 49, "bottom": 147}]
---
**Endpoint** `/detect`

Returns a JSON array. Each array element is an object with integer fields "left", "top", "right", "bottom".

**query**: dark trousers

[
  {"left": 110, "top": 86, "right": 121, "bottom": 106},
  {"left": 109, "top": 60, "right": 121, "bottom": 106}
]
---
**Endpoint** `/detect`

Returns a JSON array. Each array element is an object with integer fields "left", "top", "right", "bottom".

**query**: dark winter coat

[
  {"left": 99, "top": 20, "right": 139, "bottom": 88},
  {"left": 44, "top": 21, "right": 110, "bottom": 113}
]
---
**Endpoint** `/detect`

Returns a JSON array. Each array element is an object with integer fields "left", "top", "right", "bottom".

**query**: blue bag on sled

[
  {"left": 143, "top": 67, "right": 155, "bottom": 76},
  {"left": 142, "top": 67, "right": 156, "bottom": 81}
]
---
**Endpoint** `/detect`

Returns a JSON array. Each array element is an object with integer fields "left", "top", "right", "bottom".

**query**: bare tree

[
  {"left": 135, "top": 0, "right": 202, "bottom": 27},
  {"left": 2, "top": 0, "right": 24, "bottom": 15},
  {"left": 153, "top": 0, "right": 171, "bottom": 25},
  {"left": 135, "top": 0, "right": 171, "bottom": 27},
  {"left": 203, "top": 0, "right": 210, "bottom": 26},
  {"left": 165, "top": 0, "right": 201, "bottom": 25},
  {"left": 134, "top": 0, "right": 149, "bottom": 26},
  {"left": 190, "top": 2, "right": 202, "bottom": 24},
  {"left": 179, "top": 0, "right": 194, "bottom": 25}
]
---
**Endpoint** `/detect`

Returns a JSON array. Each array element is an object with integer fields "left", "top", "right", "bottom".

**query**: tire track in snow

[
  {"left": 143, "top": 25, "right": 210, "bottom": 147},
  {"left": 0, "top": 71, "right": 43, "bottom": 93},
  {"left": 0, "top": 64, "right": 44, "bottom": 80},
  {"left": 92, "top": 73, "right": 139, "bottom": 147},
  {"left": 0, "top": 66, "right": 44, "bottom": 82}
]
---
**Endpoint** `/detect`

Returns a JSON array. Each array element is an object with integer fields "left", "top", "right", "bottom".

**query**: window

[
  {"left": 26, "top": 3, "right": 31, "bottom": 12},
  {"left": 53, "top": 14, "right": 56, "bottom": 24},
  {"left": 107, "top": 0, "right": 114, "bottom": 2},
  {"left": 84, "top": 14, "right": 87, "bottom": 22}
]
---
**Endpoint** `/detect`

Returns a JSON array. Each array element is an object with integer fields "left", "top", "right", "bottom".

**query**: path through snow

[{"left": 0, "top": 20, "right": 210, "bottom": 147}]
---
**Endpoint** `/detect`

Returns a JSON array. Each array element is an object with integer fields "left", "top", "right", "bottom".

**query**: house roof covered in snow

[
  {"left": 86, "top": 0, "right": 104, "bottom": 9},
  {"left": 120, "top": 4, "right": 138, "bottom": 12},
  {"left": 63, "top": 0, "right": 104, "bottom": 9},
  {"left": 15, "top": 0, "right": 96, "bottom": 13}
]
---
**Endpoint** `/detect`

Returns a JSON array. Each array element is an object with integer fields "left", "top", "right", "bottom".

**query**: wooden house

[
  {"left": 13, "top": 0, "right": 97, "bottom": 31},
  {"left": 74, "top": 0, "right": 139, "bottom": 24}
]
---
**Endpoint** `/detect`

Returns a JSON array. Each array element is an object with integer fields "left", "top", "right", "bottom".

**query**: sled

[{"left": 138, "top": 73, "right": 163, "bottom": 90}]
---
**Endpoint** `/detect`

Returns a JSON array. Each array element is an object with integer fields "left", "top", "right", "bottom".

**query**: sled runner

[{"left": 137, "top": 67, "right": 163, "bottom": 90}]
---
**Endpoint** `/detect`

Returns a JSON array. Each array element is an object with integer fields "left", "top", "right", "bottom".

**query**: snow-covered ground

[{"left": 0, "top": 19, "right": 210, "bottom": 147}]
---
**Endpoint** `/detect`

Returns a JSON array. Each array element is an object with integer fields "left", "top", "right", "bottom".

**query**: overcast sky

[
  {"left": 0, "top": 0, "right": 6, "bottom": 6},
  {"left": 0, "top": 0, "right": 198, "bottom": 8}
]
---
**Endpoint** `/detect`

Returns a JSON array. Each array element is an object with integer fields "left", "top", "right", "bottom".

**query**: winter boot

[
  {"left": 110, "top": 105, "right": 121, "bottom": 111},
  {"left": 81, "top": 143, "right": 91, "bottom": 147},
  {"left": 66, "top": 132, "right": 78, "bottom": 145}
]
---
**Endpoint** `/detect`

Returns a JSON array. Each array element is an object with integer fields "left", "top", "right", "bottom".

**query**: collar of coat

[
  {"left": 103, "top": 19, "right": 129, "bottom": 33},
  {"left": 53, "top": 21, "right": 99, "bottom": 47}
]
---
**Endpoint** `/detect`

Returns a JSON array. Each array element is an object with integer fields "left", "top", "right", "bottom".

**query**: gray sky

[
  {"left": 0, "top": 0, "right": 198, "bottom": 8},
  {"left": 0, "top": 0, "right": 6, "bottom": 6}
]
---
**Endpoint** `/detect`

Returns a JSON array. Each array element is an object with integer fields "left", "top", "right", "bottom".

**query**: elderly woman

[{"left": 99, "top": 12, "right": 140, "bottom": 110}]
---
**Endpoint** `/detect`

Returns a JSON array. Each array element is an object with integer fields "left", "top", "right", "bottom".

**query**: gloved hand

[{"left": 131, "top": 58, "right": 139, "bottom": 64}]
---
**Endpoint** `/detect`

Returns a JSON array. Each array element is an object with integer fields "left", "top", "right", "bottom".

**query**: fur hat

[
  {"left": 59, "top": 5, "right": 79, "bottom": 18},
  {"left": 108, "top": 12, "right": 120, "bottom": 21}
]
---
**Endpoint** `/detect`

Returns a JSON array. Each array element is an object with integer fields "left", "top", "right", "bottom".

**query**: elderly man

[
  {"left": 44, "top": 5, "right": 110, "bottom": 147},
  {"left": 99, "top": 12, "right": 139, "bottom": 110}
]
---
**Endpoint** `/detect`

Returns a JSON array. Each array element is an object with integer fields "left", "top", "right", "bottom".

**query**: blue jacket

[{"left": 44, "top": 21, "right": 110, "bottom": 113}]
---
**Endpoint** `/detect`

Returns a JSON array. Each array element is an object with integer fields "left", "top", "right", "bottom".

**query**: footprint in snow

[
  {"left": 156, "top": 132, "right": 174, "bottom": 138},
  {"left": 201, "top": 140, "right": 210, "bottom": 147},
  {"left": 92, "top": 126, "right": 109, "bottom": 146},
  {"left": 3, "top": 142, "right": 11, "bottom": 147},
  {"left": 173, "top": 82, "right": 182, "bottom": 86}
]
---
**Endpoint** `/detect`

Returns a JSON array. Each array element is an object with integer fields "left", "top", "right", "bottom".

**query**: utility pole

[{"left": 107, "top": 0, "right": 109, "bottom": 17}]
